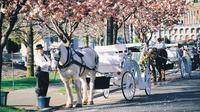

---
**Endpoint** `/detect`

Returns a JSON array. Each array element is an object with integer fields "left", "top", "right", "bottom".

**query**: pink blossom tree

[
  {"left": 25, "top": 0, "right": 92, "bottom": 44},
  {"left": 129, "top": 0, "right": 187, "bottom": 44},
  {"left": 81, "top": 0, "right": 137, "bottom": 44},
  {"left": 83, "top": 0, "right": 187, "bottom": 44},
  {"left": 0, "top": 0, "right": 28, "bottom": 93}
]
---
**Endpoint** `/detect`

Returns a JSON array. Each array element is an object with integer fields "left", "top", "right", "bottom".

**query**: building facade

[{"left": 153, "top": 0, "right": 200, "bottom": 42}]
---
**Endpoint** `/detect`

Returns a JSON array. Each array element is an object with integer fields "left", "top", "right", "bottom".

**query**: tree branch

[{"left": 1, "top": 0, "right": 28, "bottom": 49}]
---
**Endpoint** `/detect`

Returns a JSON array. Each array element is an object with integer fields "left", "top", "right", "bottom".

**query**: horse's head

[
  {"left": 50, "top": 43, "right": 62, "bottom": 70},
  {"left": 148, "top": 47, "right": 157, "bottom": 60}
]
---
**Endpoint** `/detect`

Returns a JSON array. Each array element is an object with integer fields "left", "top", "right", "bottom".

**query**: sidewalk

[{"left": 7, "top": 83, "right": 66, "bottom": 111}]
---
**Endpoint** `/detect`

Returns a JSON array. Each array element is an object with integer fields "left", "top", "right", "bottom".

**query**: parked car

[
  {"left": 12, "top": 59, "right": 25, "bottom": 66},
  {"left": 2, "top": 56, "right": 12, "bottom": 63}
]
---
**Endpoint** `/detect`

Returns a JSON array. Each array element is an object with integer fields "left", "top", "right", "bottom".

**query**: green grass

[
  {"left": 57, "top": 87, "right": 66, "bottom": 94},
  {"left": 57, "top": 86, "right": 76, "bottom": 94},
  {"left": 1, "top": 77, "right": 36, "bottom": 91},
  {"left": 0, "top": 106, "right": 27, "bottom": 112},
  {"left": 1, "top": 72, "right": 61, "bottom": 91}
]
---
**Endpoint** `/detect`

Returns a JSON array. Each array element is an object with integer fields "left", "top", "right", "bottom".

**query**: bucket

[
  {"left": 37, "top": 96, "right": 51, "bottom": 108},
  {"left": 0, "top": 91, "right": 9, "bottom": 106}
]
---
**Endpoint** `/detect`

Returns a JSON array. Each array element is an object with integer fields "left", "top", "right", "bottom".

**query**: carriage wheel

[
  {"left": 103, "top": 89, "right": 110, "bottom": 99},
  {"left": 121, "top": 71, "right": 136, "bottom": 101},
  {"left": 145, "top": 70, "right": 151, "bottom": 96}
]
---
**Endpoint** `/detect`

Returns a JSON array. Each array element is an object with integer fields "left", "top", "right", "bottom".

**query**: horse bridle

[{"left": 51, "top": 47, "right": 74, "bottom": 69}]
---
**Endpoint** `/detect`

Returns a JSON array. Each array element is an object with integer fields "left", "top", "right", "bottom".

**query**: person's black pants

[{"left": 35, "top": 71, "right": 49, "bottom": 96}]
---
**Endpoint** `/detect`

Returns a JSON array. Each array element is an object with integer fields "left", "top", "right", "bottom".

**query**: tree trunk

[
  {"left": 130, "top": 24, "right": 133, "bottom": 43},
  {"left": 0, "top": 48, "right": 3, "bottom": 94},
  {"left": 106, "top": 17, "right": 114, "bottom": 45},
  {"left": 113, "top": 21, "right": 118, "bottom": 44},
  {"left": 123, "top": 21, "right": 127, "bottom": 43},
  {"left": 159, "top": 28, "right": 161, "bottom": 38},
  {"left": 85, "top": 34, "right": 89, "bottom": 47},
  {"left": 26, "top": 22, "right": 34, "bottom": 77}
]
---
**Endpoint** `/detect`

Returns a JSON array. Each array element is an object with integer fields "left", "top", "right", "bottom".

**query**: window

[
  {"left": 185, "top": 28, "right": 189, "bottom": 34},
  {"left": 197, "top": 28, "right": 200, "bottom": 33},
  {"left": 191, "top": 28, "right": 195, "bottom": 33},
  {"left": 180, "top": 35, "right": 183, "bottom": 41},
  {"left": 174, "top": 29, "right": 178, "bottom": 34},
  {"left": 180, "top": 29, "right": 183, "bottom": 34},
  {"left": 191, "top": 35, "right": 195, "bottom": 39}
]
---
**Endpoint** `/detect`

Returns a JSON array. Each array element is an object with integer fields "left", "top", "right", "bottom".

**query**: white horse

[{"left": 50, "top": 43, "right": 99, "bottom": 108}]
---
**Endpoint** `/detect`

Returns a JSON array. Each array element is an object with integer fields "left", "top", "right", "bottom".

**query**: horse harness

[{"left": 52, "top": 47, "right": 96, "bottom": 76}]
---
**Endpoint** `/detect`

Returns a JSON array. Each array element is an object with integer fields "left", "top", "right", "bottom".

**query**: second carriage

[{"left": 166, "top": 43, "right": 193, "bottom": 78}]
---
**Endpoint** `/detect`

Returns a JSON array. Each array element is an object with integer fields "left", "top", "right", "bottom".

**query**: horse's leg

[
  {"left": 63, "top": 80, "right": 73, "bottom": 108},
  {"left": 162, "top": 63, "right": 166, "bottom": 81},
  {"left": 88, "top": 71, "right": 96, "bottom": 105},
  {"left": 74, "top": 79, "right": 83, "bottom": 107},
  {"left": 150, "top": 64, "right": 157, "bottom": 84},
  {"left": 157, "top": 66, "right": 162, "bottom": 81},
  {"left": 80, "top": 76, "right": 88, "bottom": 105},
  {"left": 161, "top": 69, "right": 166, "bottom": 81}
]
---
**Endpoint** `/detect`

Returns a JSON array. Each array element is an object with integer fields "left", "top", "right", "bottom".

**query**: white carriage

[
  {"left": 166, "top": 44, "right": 192, "bottom": 78},
  {"left": 93, "top": 44, "right": 152, "bottom": 100}
]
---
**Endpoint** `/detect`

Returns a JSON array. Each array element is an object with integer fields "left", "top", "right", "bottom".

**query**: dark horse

[
  {"left": 148, "top": 48, "right": 168, "bottom": 82},
  {"left": 156, "top": 48, "right": 168, "bottom": 81}
]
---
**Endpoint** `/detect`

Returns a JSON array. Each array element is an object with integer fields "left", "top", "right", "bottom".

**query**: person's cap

[{"left": 35, "top": 44, "right": 43, "bottom": 50}]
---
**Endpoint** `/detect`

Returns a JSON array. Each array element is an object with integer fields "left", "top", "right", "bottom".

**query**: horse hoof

[
  {"left": 162, "top": 78, "right": 166, "bottom": 81},
  {"left": 74, "top": 103, "right": 82, "bottom": 108},
  {"left": 66, "top": 104, "right": 73, "bottom": 108},
  {"left": 83, "top": 101, "right": 88, "bottom": 105},
  {"left": 88, "top": 101, "right": 94, "bottom": 105}
]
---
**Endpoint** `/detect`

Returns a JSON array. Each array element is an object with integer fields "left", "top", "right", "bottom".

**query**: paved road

[{"left": 54, "top": 70, "right": 200, "bottom": 112}]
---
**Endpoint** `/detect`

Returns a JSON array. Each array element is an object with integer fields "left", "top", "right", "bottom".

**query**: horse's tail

[
  {"left": 94, "top": 52, "right": 99, "bottom": 69},
  {"left": 163, "top": 49, "right": 168, "bottom": 59},
  {"left": 95, "top": 55, "right": 99, "bottom": 65}
]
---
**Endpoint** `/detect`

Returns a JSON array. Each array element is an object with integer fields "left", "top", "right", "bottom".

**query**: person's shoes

[{"left": 83, "top": 101, "right": 87, "bottom": 105}]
